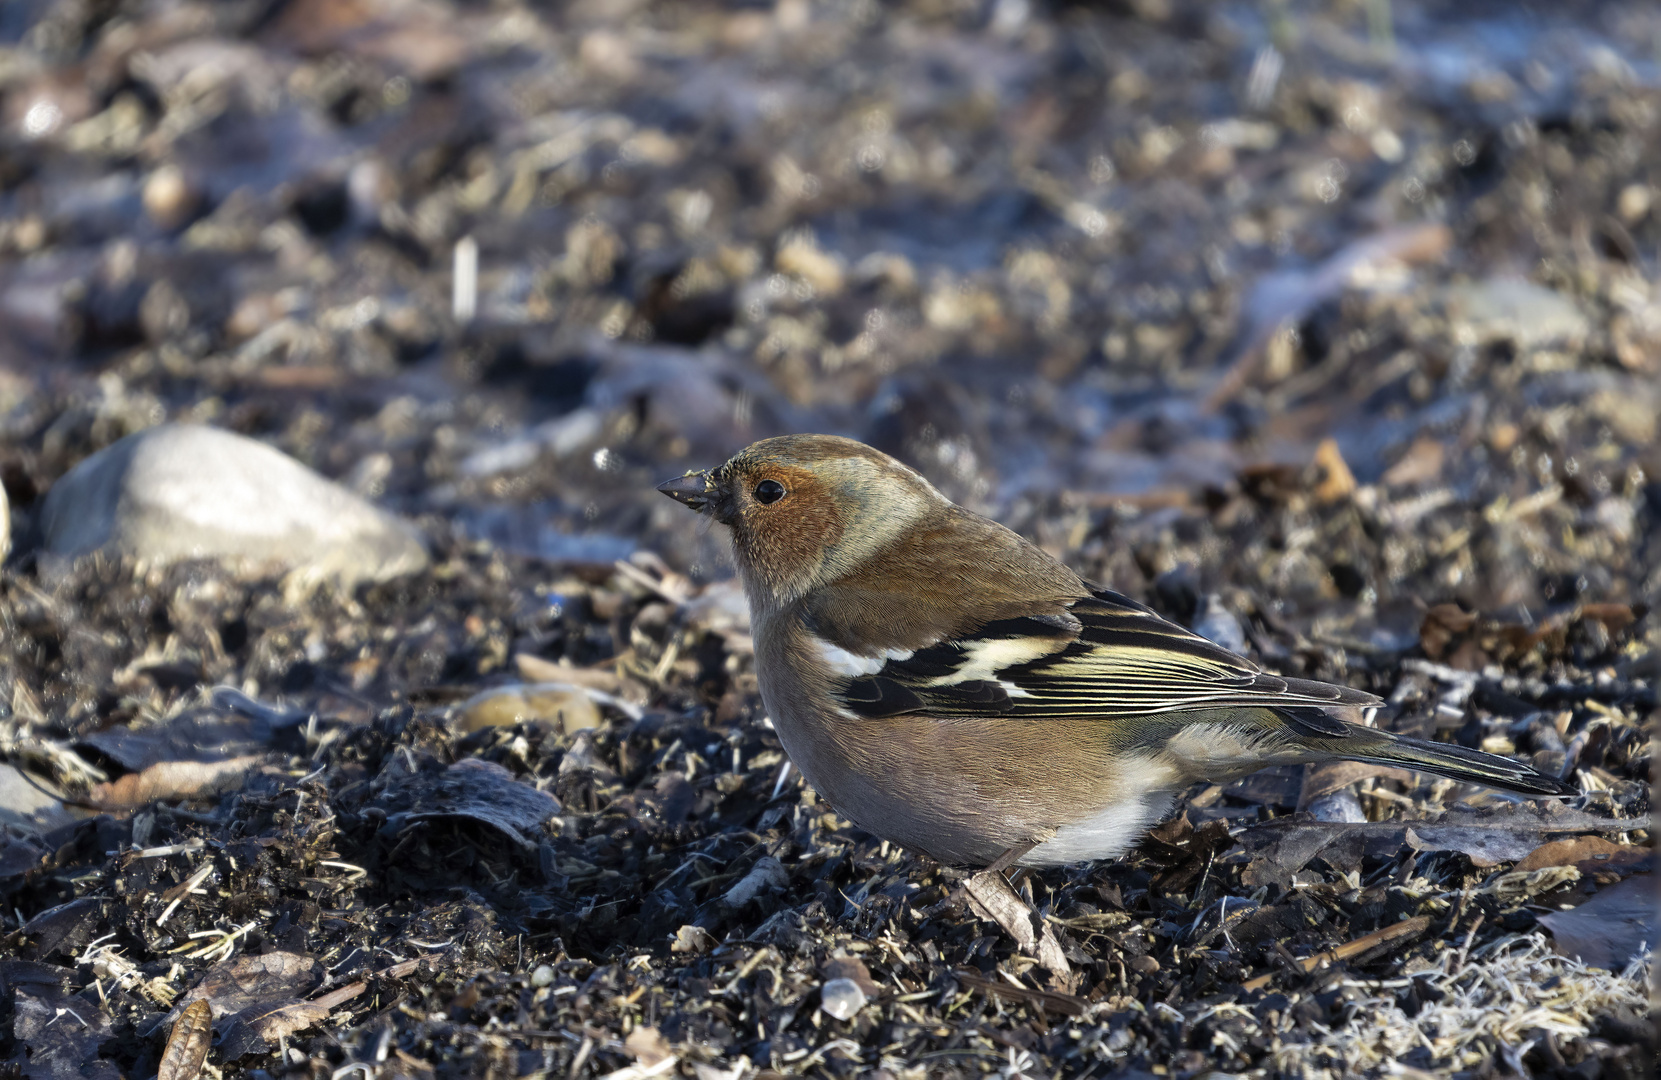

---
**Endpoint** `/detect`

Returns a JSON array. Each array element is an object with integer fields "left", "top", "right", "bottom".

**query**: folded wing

[{"left": 832, "top": 587, "right": 1379, "bottom": 737}]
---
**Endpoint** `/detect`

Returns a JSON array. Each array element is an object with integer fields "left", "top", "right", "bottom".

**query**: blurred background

[{"left": 1, "top": 0, "right": 1658, "bottom": 630}]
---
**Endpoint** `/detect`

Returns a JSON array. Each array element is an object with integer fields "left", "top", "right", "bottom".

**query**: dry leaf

[
  {"left": 158, "top": 999, "right": 213, "bottom": 1080},
  {"left": 820, "top": 955, "right": 881, "bottom": 997},
  {"left": 1420, "top": 603, "right": 1478, "bottom": 660},
  {"left": 20, "top": 897, "right": 102, "bottom": 959},
  {"left": 721, "top": 856, "right": 787, "bottom": 908},
  {"left": 245, "top": 999, "right": 331, "bottom": 1042},
  {"left": 962, "top": 870, "right": 1070, "bottom": 977},
  {"left": 1240, "top": 806, "right": 1643, "bottom": 887},
  {"left": 952, "top": 968, "right": 1086, "bottom": 1017},
  {"left": 1514, "top": 835, "right": 1633, "bottom": 873},
  {"left": 1577, "top": 603, "right": 1636, "bottom": 634},
  {"left": 1298, "top": 760, "right": 1414, "bottom": 806},
  {"left": 176, "top": 951, "right": 323, "bottom": 1019},
  {"left": 1404, "top": 824, "right": 1547, "bottom": 867},
  {"left": 456, "top": 683, "right": 602, "bottom": 734},
  {"left": 1538, "top": 874, "right": 1657, "bottom": 970},
  {"left": 378, "top": 758, "right": 561, "bottom": 848}
]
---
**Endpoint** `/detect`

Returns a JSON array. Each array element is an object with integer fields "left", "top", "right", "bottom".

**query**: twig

[{"left": 1243, "top": 915, "right": 1431, "bottom": 991}]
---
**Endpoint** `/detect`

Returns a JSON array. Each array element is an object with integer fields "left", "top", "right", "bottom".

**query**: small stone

[
  {"left": 819, "top": 977, "right": 867, "bottom": 1021},
  {"left": 530, "top": 964, "right": 555, "bottom": 987},
  {"left": 142, "top": 165, "right": 200, "bottom": 230},
  {"left": 1616, "top": 184, "right": 1652, "bottom": 224},
  {"left": 1307, "top": 788, "right": 1366, "bottom": 823},
  {"left": 671, "top": 925, "right": 716, "bottom": 954},
  {"left": 1129, "top": 954, "right": 1160, "bottom": 974},
  {"left": 775, "top": 236, "right": 845, "bottom": 297},
  {"left": 39, "top": 424, "right": 428, "bottom": 587}
]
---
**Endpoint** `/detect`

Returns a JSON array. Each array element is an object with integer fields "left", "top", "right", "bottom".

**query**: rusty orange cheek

[{"left": 738, "top": 466, "right": 845, "bottom": 582}]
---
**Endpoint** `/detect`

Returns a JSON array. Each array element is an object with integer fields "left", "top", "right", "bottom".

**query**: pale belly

[{"left": 766, "top": 695, "right": 1182, "bottom": 867}]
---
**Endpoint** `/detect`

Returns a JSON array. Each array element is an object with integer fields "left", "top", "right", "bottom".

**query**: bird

[{"left": 657, "top": 434, "right": 1576, "bottom": 869}]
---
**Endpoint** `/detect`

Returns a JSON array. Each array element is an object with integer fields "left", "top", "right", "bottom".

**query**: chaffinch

[{"left": 658, "top": 434, "right": 1574, "bottom": 868}]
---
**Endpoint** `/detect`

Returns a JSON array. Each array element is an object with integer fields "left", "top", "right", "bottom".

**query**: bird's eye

[{"left": 753, "top": 479, "right": 787, "bottom": 505}]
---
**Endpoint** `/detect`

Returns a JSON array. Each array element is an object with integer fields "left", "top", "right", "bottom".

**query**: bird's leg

[{"left": 983, "top": 840, "right": 1039, "bottom": 875}]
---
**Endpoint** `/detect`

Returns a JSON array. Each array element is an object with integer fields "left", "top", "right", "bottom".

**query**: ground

[{"left": 0, "top": 0, "right": 1655, "bottom": 1077}]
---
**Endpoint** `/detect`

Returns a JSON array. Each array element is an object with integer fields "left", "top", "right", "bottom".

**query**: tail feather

[{"left": 1307, "top": 727, "right": 1577, "bottom": 797}]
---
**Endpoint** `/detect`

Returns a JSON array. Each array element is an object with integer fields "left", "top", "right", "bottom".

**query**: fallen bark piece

[{"left": 376, "top": 758, "right": 562, "bottom": 848}]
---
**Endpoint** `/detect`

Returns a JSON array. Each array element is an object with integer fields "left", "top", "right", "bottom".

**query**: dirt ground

[{"left": 0, "top": 0, "right": 1655, "bottom": 1077}]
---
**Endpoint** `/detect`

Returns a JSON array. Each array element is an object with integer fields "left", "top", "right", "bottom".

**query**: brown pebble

[
  {"left": 1129, "top": 954, "right": 1160, "bottom": 974},
  {"left": 1312, "top": 437, "right": 1357, "bottom": 503},
  {"left": 457, "top": 683, "right": 602, "bottom": 734}
]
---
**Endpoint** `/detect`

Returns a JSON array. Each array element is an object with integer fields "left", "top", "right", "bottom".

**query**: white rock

[
  {"left": 1306, "top": 788, "right": 1367, "bottom": 823},
  {"left": 39, "top": 424, "right": 427, "bottom": 586},
  {"left": 1193, "top": 593, "right": 1248, "bottom": 654},
  {"left": 1444, "top": 278, "right": 1589, "bottom": 349},
  {"left": 819, "top": 978, "right": 867, "bottom": 1021}
]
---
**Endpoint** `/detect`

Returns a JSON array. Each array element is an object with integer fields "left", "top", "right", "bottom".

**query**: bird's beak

[{"left": 657, "top": 471, "right": 713, "bottom": 512}]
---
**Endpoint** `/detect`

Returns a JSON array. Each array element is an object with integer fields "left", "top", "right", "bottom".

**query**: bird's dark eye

[{"left": 753, "top": 479, "right": 787, "bottom": 505}]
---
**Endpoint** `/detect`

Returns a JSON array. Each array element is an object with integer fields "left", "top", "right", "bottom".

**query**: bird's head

[{"left": 657, "top": 434, "right": 948, "bottom": 607}]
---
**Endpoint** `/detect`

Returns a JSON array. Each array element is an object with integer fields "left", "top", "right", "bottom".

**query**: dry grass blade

[
  {"left": 157, "top": 999, "right": 212, "bottom": 1080},
  {"left": 953, "top": 969, "right": 1086, "bottom": 1017}
]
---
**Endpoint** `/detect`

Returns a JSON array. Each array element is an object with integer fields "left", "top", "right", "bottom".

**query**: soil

[{"left": 0, "top": 1, "right": 1656, "bottom": 1077}]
